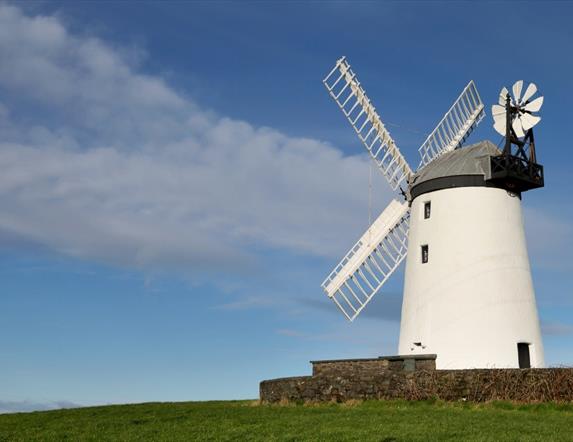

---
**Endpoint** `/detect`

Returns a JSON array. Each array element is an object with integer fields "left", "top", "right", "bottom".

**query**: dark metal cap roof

[
  {"left": 412, "top": 140, "right": 500, "bottom": 186},
  {"left": 409, "top": 140, "right": 503, "bottom": 200}
]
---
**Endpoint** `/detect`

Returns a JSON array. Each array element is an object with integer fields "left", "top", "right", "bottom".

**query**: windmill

[{"left": 321, "top": 57, "right": 545, "bottom": 369}]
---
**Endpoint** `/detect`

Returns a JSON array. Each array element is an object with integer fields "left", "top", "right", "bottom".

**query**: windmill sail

[
  {"left": 321, "top": 200, "right": 410, "bottom": 321},
  {"left": 323, "top": 57, "right": 412, "bottom": 191},
  {"left": 418, "top": 81, "right": 485, "bottom": 169}
]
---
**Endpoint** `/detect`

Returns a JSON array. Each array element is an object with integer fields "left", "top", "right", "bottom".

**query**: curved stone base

[{"left": 260, "top": 356, "right": 573, "bottom": 403}]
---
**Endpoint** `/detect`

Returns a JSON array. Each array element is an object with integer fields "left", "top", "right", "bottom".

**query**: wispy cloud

[
  {"left": 298, "top": 291, "right": 403, "bottom": 322},
  {"left": 541, "top": 321, "right": 573, "bottom": 336},
  {"left": 0, "top": 4, "right": 392, "bottom": 275},
  {"left": 274, "top": 321, "right": 399, "bottom": 354},
  {"left": 525, "top": 206, "right": 573, "bottom": 272},
  {"left": 276, "top": 328, "right": 306, "bottom": 338},
  {"left": 214, "top": 296, "right": 278, "bottom": 311},
  {"left": 0, "top": 400, "right": 82, "bottom": 414}
]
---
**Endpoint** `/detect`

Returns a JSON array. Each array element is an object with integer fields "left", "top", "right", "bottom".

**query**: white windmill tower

[{"left": 321, "top": 57, "right": 545, "bottom": 369}]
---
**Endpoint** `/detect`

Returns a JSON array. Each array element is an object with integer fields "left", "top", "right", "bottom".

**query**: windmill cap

[{"left": 409, "top": 140, "right": 502, "bottom": 200}]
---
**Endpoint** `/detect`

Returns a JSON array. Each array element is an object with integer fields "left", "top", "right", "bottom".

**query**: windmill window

[
  {"left": 421, "top": 245, "right": 429, "bottom": 263},
  {"left": 424, "top": 201, "right": 431, "bottom": 219}
]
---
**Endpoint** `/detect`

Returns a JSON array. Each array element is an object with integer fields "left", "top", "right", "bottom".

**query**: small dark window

[
  {"left": 424, "top": 201, "right": 431, "bottom": 219},
  {"left": 518, "top": 343, "right": 531, "bottom": 368},
  {"left": 421, "top": 245, "right": 429, "bottom": 263}
]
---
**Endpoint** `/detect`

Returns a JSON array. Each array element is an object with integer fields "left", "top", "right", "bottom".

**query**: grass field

[{"left": 1, "top": 399, "right": 573, "bottom": 441}]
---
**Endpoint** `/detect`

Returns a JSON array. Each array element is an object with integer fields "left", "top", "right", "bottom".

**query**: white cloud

[
  {"left": 0, "top": 4, "right": 392, "bottom": 273},
  {"left": 2, "top": 4, "right": 567, "bottom": 283}
]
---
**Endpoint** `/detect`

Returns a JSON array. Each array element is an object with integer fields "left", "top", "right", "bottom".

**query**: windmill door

[{"left": 517, "top": 343, "right": 531, "bottom": 368}]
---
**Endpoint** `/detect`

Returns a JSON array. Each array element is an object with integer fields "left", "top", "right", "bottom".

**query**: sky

[{"left": 0, "top": 1, "right": 572, "bottom": 412}]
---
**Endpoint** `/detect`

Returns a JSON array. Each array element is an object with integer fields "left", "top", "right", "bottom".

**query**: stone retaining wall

[{"left": 260, "top": 356, "right": 573, "bottom": 403}]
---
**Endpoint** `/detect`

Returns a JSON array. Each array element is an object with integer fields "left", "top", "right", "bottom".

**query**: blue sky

[{"left": 0, "top": 1, "right": 572, "bottom": 412}]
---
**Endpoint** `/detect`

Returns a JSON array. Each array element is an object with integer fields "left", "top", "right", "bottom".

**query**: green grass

[{"left": 1, "top": 399, "right": 573, "bottom": 441}]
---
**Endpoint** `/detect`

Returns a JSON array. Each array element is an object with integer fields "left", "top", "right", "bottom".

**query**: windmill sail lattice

[
  {"left": 321, "top": 200, "right": 409, "bottom": 321},
  {"left": 323, "top": 57, "right": 412, "bottom": 191},
  {"left": 321, "top": 56, "right": 486, "bottom": 322},
  {"left": 418, "top": 81, "right": 484, "bottom": 169}
]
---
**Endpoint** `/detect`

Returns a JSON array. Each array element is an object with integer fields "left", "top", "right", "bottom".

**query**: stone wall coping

[
  {"left": 310, "top": 354, "right": 437, "bottom": 364},
  {"left": 310, "top": 358, "right": 382, "bottom": 364},
  {"left": 383, "top": 354, "right": 437, "bottom": 361},
  {"left": 259, "top": 375, "right": 311, "bottom": 384}
]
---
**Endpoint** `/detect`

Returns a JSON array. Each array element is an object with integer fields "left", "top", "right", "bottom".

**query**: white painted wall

[{"left": 398, "top": 186, "right": 545, "bottom": 369}]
